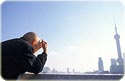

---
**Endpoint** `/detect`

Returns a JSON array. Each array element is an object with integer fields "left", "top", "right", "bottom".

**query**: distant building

[
  {"left": 98, "top": 57, "right": 104, "bottom": 72},
  {"left": 111, "top": 58, "right": 117, "bottom": 66},
  {"left": 110, "top": 26, "right": 124, "bottom": 74},
  {"left": 72, "top": 68, "right": 75, "bottom": 73},
  {"left": 51, "top": 68, "right": 56, "bottom": 73},
  {"left": 42, "top": 67, "right": 50, "bottom": 73},
  {"left": 67, "top": 68, "right": 69, "bottom": 73}
]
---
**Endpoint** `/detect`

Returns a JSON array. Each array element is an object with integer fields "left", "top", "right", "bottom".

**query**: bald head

[{"left": 22, "top": 32, "right": 40, "bottom": 46}]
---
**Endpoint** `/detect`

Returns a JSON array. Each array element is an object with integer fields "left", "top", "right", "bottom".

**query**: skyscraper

[{"left": 98, "top": 57, "right": 104, "bottom": 72}]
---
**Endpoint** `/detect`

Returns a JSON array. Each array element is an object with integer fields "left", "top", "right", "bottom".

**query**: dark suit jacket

[{"left": 1, "top": 37, "right": 47, "bottom": 80}]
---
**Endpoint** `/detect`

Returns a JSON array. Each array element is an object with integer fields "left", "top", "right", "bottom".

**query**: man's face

[
  {"left": 33, "top": 36, "right": 40, "bottom": 46},
  {"left": 32, "top": 36, "right": 43, "bottom": 53}
]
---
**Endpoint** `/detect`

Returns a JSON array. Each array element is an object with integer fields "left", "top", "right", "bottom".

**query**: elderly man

[{"left": 1, "top": 32, "right": 48, "bottom": 80}]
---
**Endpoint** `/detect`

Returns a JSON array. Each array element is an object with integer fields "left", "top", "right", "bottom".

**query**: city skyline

[{"left": 1, "top": 1, "right": 125, "bottom": 72}]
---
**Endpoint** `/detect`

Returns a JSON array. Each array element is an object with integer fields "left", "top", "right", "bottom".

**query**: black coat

[{"left": 1, "top": 37, "right": 47, "bottom": 80}]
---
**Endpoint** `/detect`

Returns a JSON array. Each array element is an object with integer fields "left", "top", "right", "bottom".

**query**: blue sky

[{"left": 1, "top": 1, "right": 125, "bottom": 72}]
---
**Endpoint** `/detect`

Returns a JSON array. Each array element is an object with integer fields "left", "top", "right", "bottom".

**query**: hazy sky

[{"left": 1, "top": 1, "right": 125, "bottom": 72}]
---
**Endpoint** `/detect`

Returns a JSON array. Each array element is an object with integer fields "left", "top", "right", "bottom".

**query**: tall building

[
  {"left": 110, "top": 25, "right": 124, "bottom": 74},
  {"left": 98, "top": 57, "right": 104, "bottom": 72}
]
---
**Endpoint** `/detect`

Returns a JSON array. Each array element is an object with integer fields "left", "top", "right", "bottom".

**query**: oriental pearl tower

[
  {"left": 110, "top": 22, "right": 124, "bottom": 74},
  {"left": 114, "top": 24, "right": 123, "bottom": 65}
]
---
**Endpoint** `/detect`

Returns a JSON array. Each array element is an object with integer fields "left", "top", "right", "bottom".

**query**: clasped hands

[{"left": 33, "top": 40, "right": 48, "bottom": 54}]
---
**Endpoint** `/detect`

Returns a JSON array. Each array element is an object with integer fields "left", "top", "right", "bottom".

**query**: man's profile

[{"left": 1, "top": 32, "right": 48, "bottom": 80}]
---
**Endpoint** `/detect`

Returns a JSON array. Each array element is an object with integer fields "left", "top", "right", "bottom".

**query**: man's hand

[
  {"left": 33, "top": 39, "right": 48, "bottom": 54},
  {"left": 42, "top": 40, "right": 48, "bottom": 54}
]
